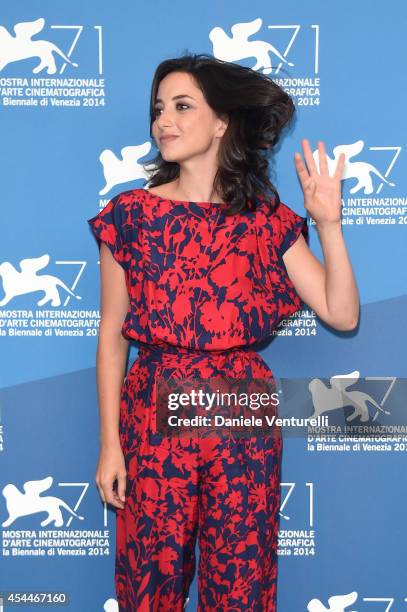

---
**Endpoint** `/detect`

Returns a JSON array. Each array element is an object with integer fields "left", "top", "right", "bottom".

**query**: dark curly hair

[{"left": 142, "top": 52, "right": 295, "bottom": 215}]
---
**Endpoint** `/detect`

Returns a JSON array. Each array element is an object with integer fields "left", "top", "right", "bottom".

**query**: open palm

[{"left": 294, "top": 139, "right": 345, "bottom": 225}]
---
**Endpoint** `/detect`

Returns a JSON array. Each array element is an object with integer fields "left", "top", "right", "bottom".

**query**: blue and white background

[{"left": 1, "top": 1, "right": 406, "bottom": 610}]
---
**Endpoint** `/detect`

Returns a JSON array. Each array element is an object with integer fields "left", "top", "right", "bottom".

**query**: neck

[{"left": 175, "top": 168, "right": 222, "bottom": 202}]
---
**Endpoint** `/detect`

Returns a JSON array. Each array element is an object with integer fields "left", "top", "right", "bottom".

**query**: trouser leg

[
  {"left": 197, "top": 434, "right": 282, "bottom": 612},
  {"left": 115, "top": 435, "right": 200, "bottom": 611}
]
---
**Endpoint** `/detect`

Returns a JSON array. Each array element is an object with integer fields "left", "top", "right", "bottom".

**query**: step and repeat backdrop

[{"left": 1, "top": 1, "right": 406, "bottom": 610}]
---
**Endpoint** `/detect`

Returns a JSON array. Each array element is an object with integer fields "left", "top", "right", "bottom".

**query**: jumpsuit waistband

[
  {"left": 133, "top": 342, "right": 269, "bottom": 378},
  {"left": 137, "top": 341, "right": 255, "bottom": 360}
]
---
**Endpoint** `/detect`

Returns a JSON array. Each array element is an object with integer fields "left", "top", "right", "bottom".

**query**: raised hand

[{"left": 294, "top": 139, "right": 345, "bottom": 226}]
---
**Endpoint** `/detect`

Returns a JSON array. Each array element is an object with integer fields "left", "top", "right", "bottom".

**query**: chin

[{"left": 160, "top": 153, "right": 180, "bottom": 163}]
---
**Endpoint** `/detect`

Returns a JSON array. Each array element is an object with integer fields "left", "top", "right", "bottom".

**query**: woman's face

[{"left": 151, "top": 71, "right": 228, "bottom": 163}]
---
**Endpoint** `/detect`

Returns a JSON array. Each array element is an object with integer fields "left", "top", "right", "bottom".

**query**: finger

[
  {"left": 334, "top": 152, "right": 346, "bottom": 180},
  {"left": 301, "top": 138, "right": 318, "bottom": 175},
  {"left": 105, "top": 488, "right": 125, "bottom": 509},
  {"left": 117, "top": 474, "right": 127, "bottom": 502},
  {"left": 100, "top": 480, "right": 122, "bottom": 509},
  {"left": 294, "top": 151, "right": 310, "bottom": 187},
  {"left": 317, "top": 141, "right": 329, "bottom": 175}
]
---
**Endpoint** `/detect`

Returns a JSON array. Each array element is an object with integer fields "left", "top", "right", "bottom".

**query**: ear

[{"left": 216, "top": 112, "right": 229, "bottom": 137}]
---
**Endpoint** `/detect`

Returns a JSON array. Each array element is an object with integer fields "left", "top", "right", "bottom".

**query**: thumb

[{"left": 117, "top": 474, "right": 127, "bottom": 502}]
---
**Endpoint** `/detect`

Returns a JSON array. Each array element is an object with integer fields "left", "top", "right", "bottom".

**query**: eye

[{"left": 153, "top": 102, "right": 190, "bottom": 117}]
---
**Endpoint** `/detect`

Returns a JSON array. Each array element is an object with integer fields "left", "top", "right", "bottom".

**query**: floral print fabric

[
  {"left": 87, "top": 188, "right": 309, "bottom": 611},
  {"left": 87, "top": 188, "right": 309, "bottom": 351}
]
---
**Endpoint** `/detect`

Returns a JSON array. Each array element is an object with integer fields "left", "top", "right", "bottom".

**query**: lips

[{"left": 160, "top": 135, "right": 179, "bottom": 142}]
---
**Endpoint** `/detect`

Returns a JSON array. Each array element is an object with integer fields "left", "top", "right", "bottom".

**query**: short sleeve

[
  {"left": 258, "top": 199, "right": 310, "bottom": 329},
  {"left": 275, "top": 201, "right": 309, "bottom": 257},
  {"left": 87, "top": 194, "right": 127, "bottom": 269}
]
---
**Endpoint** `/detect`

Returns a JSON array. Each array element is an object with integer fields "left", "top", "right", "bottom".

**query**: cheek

[{"left": 183, "top": 118, "right": 212, "bottom": 142}]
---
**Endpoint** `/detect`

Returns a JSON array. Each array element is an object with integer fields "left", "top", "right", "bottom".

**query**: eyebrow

[{"left": 154, "top": 94, "right": 196, "bottom": 104}]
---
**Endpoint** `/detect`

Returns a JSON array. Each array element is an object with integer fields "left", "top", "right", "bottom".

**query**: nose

[{"left": 155, "top": 107, "right": 177, "bottom": 130}]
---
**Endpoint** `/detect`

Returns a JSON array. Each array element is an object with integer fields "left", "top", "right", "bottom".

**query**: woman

[{"left": 87, "top": 53, "right": 359, "bottom": 611}]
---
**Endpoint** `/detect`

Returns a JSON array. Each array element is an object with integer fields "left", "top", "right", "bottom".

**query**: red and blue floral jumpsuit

[{"left": 87, "top": 187, "right": 309, "bottom": 611}]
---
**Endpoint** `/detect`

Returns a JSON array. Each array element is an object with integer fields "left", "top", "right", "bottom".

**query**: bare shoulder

[{"left": 145, "top": 181, "right": 179, "bottom": 199}]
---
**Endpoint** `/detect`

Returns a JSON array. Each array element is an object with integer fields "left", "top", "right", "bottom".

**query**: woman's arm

[
  {"left": 282, "top": 227, "right": 360, "bottom": 331},
  {"left": 95, "top": 242, "right": 130, "bottom": 508},
  {"left": 285, "top": 138, "right": 360, "bottom": 331},
  {"left": 96, "top": 242, "right": 130, "bottom": 445}
]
